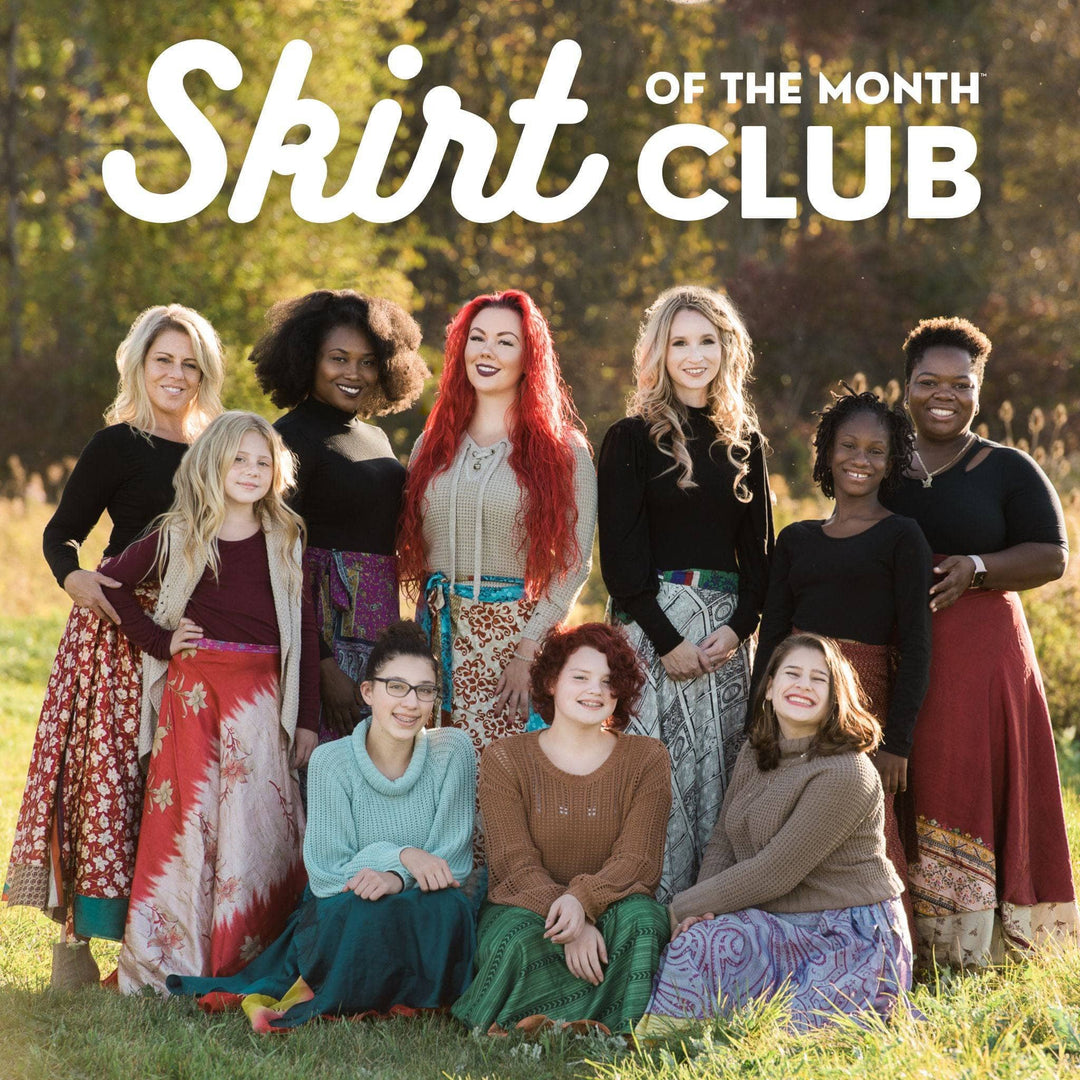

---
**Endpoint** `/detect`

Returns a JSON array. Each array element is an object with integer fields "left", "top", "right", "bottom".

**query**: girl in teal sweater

[{"left": 166, "top": 621, "right": 477, "bottom": 1030}]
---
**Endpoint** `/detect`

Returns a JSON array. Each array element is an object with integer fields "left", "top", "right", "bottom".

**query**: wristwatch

[{"left": 968, "top": 554, "right": 987, "bottom": 589}]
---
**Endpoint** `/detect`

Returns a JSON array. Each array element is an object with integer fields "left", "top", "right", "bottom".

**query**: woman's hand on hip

[
  {"left": 544, "top": 893, "right": 586, "bottom": 943},
  {"left": 564, "top": 923, "right": 608, "bottom": 985},
  {"left": 660, "top": 639, "right": 708, "bottom": 681},
  {"left": 169, "top": 617, "right": 203, "bottom": 655},
  {"left": 400, "top": 848, "right": 460, "bottom": 891},
  {"left": 63, "top": 568, "right": 122, "bottom": 624},
  {"left": 929, "top": 555, "right": 976, "bottom": 612},
  {"left": 319, "top": 657, "right": 364, "bottom": 735}
]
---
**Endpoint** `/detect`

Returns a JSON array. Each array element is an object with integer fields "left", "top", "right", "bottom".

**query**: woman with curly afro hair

[
  {"left": 753, "top": 387, "right": 932, "bottom": 944},
  {"left": 252, "top": 289, "right": 429, "bottom": 745},
  {"left": 397, "top": 290, "right": 596, "bottom": 772},
  {"left": 451, "top": 623, "right": 672, "bottom": 1035}
]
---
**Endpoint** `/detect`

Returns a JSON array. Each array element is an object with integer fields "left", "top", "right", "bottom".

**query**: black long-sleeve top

[
  {"left": 880, "top": 437, "right": 1068, "bottom": 554},
  {"left": 275, "top": 397, "right": 406, "bottom": 555},
  {"left": 753, "top": 516, "right": 933, "bottom": 758},
  {"left": 42, "top": 424, "right": 187, "bottom": 588},
  {"left": 598, "top": 411, "right": 774, "bottom": 655}
]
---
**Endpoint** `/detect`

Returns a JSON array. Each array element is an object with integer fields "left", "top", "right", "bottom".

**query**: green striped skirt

[{"left": 451, "top": 895, "right": 670, "bottom": 1033}]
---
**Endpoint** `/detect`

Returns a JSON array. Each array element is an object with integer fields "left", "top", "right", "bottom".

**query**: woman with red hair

[
  {"left": 398, "top": 291, "right": 596, "bottom": 764},
  {"left": 451, "top": 623, "right": 671, "bottom": 1034}
]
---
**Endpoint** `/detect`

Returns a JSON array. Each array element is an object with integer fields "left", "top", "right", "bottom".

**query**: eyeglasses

[{"left": 371, "top": 677, "right": 440, "bottom": 703}]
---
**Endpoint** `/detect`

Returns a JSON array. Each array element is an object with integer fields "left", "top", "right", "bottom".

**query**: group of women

[{"left": 4, "top": 282, "right": 1077, "bottom": 1034}]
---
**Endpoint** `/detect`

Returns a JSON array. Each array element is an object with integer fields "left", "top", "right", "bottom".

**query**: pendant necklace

[{"left": 911, "top": 432, "right": 975, "bottom": 489}]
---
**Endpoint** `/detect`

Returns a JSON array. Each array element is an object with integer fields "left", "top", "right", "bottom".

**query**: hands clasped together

[
  {"left": 660, "top": 624, "right": 740, "bottom": 681},
  {"left": 543, "top": 893, "right": 608, "bottom": 987}
]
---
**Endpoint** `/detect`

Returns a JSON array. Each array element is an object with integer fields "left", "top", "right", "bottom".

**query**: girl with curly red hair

[
  {"left": 451, "top": 623, "right": 671, "bottom": 1034},
  {"left": 397, "top": 290, "right": 596, "bottom": 762}
]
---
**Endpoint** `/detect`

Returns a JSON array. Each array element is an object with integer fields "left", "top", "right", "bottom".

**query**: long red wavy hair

[{"left": 398, "top": 290, "right": 588, "bottom": 600}]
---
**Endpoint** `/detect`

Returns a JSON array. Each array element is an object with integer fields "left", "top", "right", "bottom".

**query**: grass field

[{"left": 2, "top": 503, "right": 1080, "bottom": 1078}]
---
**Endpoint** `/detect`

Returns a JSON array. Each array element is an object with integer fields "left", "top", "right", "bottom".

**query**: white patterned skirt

[{"left": 615, "top": 572, "right": 750, "bottom": 902}]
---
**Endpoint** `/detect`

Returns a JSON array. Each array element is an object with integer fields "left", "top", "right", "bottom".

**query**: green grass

[{"left": 3, "top": 611, "right": 1080, "bottom": 1077}]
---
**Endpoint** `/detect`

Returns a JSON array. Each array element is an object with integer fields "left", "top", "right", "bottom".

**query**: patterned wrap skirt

[
  {"left": 117, "top": 640, "right": 306, "bottom": 994},
  {"left": 4, "top": 581, "right": 157, "bottom": 940},
  {"left": 637, "top": 897, "right": 912, "bottom": 1034},
  {"left": 166, "top": 885, "right": 476, "bottom": 1031},
  {"left": 616, "top": 571, "right": 750, "bottom": 902},
  {"left": 420, "top": 572, "right": 543, "bottom": 750},
  {"left": 305, "top": 547, "right": 399, "bottom": 744},
  {"left": 420, "top": 573, "right": 541, "bottom": 874},
  {"left": 908, "top": 586, "right": 1078, "bottom": 966},
  {"left": 451, "top": 895, "right": 671, "bottom": 1034}
]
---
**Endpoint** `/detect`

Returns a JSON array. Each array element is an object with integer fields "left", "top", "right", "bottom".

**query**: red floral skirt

[
  {"left": 117, "top": 641, "right": 306, "bottom": 994},
  {"left": 4, "top": 584, "right": 156, "bottom": 940}
]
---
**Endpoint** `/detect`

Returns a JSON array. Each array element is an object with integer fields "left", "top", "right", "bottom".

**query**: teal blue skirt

[{"left": 167, "top": 885, "right": 475, "bottom": 1027}]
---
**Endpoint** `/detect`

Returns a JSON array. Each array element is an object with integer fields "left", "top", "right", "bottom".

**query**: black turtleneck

[
  {"left": 43, "top": 424, "right": 188, "bottom": 588},
  {"left": 275, "top": 397, "right": 406, "bottom": 555},
  {"left": 597, "top": 409, "right": 774, "bottom": 655}
]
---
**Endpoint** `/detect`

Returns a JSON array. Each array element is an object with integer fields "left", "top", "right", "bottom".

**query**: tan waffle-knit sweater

[
  {"left": 670, "top": 737, "right": 902, "bottom": 922},
  {"left": 480, "top": 731, "right": 671, "bottom": 921},
  {"left": 416, "top": 434, "right": 596, "bottom": 641}
]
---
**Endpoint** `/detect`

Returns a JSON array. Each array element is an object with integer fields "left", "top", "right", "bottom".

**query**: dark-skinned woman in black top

[
  {"left": 879, "top": 316, "right": 1078, "bottom": 967},
  {"left": 754, "top": 389, "right": 932, "bottom": 945},
  {"left": 5, "top": 304, "right": 226, "bottom": 988},
  {"left": 251, "top": 290, "right": 429, "bottom": 743},
  {"left": 598, "top": 285, "right": 773, "bottom": 902}
]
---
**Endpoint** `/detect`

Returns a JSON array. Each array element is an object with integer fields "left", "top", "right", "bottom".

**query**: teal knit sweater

[{"left": 303, "top": 720, "right": 476, "bottom": 898}]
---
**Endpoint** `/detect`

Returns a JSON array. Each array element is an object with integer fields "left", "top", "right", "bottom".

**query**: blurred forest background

[
  {"left": 1, "top": 0, "right": 1076, "bottom": 483},
  {"left": 1, "top": 0, "right": 1078, "bottom": 725}
]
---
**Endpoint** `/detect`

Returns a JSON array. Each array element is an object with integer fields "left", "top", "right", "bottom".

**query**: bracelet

[
  {"left": 512, "top": 650, "right": 536, "bottom": 663},
  {"left": 967, "top": 554, "right": 988, "bottom": 589}
]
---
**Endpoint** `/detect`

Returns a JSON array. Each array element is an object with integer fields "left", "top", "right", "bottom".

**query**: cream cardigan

[{"left": 138, "top": 521, "right": 303, "bottom": 763}]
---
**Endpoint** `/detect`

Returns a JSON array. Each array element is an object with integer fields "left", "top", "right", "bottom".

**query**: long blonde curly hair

[
  {"left": 153, "top": 412, "right": 305, "bottom": 599},
  {"left": 106, "top": 304, "right": 226, "bottom": 442},
  {"left": 628, "top": 285, "right": 762, "bottom": 500}
]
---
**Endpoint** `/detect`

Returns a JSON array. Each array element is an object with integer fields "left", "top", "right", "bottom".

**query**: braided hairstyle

[{"left": 812, "top": 387, "right": 914, "bottom": 498}]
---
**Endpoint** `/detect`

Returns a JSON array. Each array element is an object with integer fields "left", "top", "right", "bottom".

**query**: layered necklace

[{"left": 911, "top": 432, "right": 975, "bottom": 489}]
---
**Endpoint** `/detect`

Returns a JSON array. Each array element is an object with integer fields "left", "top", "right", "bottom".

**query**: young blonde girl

[{"left": 105, "top": 412, "right": 320, "bottom": 993}]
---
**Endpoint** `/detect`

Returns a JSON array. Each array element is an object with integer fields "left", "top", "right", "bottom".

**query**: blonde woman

[
  {"left": 5, "top": 305, "right": 225, "bottom": 989},
  {"left": 597, "top": 285, "right": 773, "bottom": 901},
  {"left": 104, "top": 413, "right": 319, "bottom": 993}
]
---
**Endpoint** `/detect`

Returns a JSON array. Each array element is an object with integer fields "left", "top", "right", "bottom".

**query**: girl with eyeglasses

[{"left": 166, "top": 621, "right": 477, "bottom": 1030}]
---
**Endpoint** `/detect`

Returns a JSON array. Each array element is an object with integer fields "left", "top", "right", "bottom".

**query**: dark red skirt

[
  {"left": 907, "top": 587, "right": 1077, "bottom": 964},
  {"left": 829, "top": 638, "right": 917, "bottom": 949}
]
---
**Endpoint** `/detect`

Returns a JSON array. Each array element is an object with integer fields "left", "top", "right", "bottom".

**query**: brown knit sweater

[
  {"left": 670, "top": 736, "right": 902, "bottom": 922},
  {"left": 480, "top": 731, "right": 671, "bottom": 922}
]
